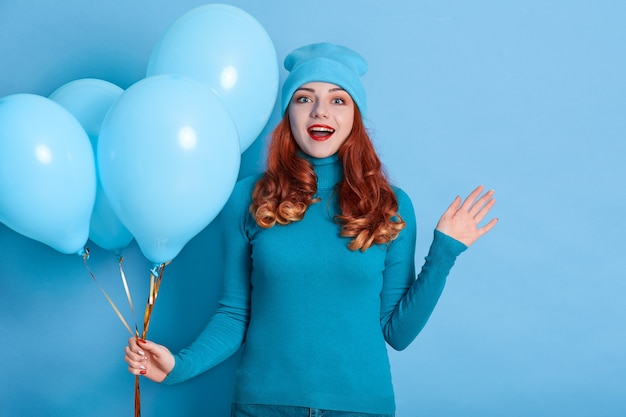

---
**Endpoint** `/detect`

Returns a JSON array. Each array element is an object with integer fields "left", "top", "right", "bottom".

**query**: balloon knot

[
  {"left": 79, "top": 247, "right": 90, "bottom": 260},
  {"left": 150, "top": 265, "right": 161, "bottom": 277}
]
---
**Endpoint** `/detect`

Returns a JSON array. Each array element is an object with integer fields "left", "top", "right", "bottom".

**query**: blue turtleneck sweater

[{"left": 164, "top": 154, "right": 467, "bottom": 414}]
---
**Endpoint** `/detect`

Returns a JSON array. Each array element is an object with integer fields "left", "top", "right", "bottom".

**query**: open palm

[{"left": 436, "top": 185, "right": 498, "bottom": 247}]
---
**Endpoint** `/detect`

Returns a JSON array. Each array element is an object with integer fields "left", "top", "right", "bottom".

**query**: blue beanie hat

[{"left": 281, "top": 42, "right": 368, "bottom": 115}]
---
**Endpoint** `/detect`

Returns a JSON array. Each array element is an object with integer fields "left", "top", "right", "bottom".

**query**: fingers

[
  {"left": 460, "top": 185, "right": 485, "bottom": 212},
  {"left": 437, "top": 185, "right": 498, "bottom": 246},
  {"left": 461, "top": 186, "right": 495, "bottom": 221},
  {"left": 472, "top": 194, "right": 496, "bottom": 224},
  {"left": 125, "top": 337, "right": 148, "bottom": 376},
  {"left": 443, "top": 195, "right": 461, "bottom": 217},
  {"left": 478, "top": 216, "right": 499, "bottom": 237},
  {"left": 124, "top": 346, "right": 147, "bottom": 375},
  {"left": 124, "top": 343, "right": 146, "bottom": 363}
]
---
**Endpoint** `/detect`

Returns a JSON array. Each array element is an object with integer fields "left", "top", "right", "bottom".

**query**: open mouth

[{"left": 308, "top": 124, "right": 335, "bottom": 141}]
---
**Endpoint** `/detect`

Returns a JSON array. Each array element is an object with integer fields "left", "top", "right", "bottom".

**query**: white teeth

[{"left": 309, "top": 127, "right": 334, "bottom": 133}]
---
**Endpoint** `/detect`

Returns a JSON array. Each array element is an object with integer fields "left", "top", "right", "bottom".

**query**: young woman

[{"left": 124, "top": 42, "right": 497, "bottom": 417}]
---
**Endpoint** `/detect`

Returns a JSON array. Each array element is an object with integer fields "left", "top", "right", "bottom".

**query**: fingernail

[
  {"left": 139, "top": 365, "right": 146, "bottom": 370},
  {"left": 137, "top": 349, "right": 145, "bottom": 356},
  {"left": 138, "top": 339, "right": 146, "bottom": 344},
  {"left": 140, "top": 370, "right": 147, "bottom": 375}
]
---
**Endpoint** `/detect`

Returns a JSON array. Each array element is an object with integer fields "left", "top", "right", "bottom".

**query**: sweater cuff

[
  {"left": 430, "top": 229, "right": 467, "bottom": 260},
  {"left": 161, "top": 355, "right": 182, "bottom": 385}
]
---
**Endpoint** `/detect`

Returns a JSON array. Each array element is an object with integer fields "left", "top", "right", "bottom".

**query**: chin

[{"left": 303, "top": 144, "right": 339, "bottom": 159}]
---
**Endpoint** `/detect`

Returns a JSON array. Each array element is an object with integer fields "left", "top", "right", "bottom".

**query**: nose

[{"left": 311, "top": 101, "right": 329, "bottom": 118}]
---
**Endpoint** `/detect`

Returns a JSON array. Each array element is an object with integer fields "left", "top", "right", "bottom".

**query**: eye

[
  {"left": 295, "top": 95, "right": 312, "bottom": 103},
  {"left": 332, "top": 97, "right": 345, "bottom": 105}
]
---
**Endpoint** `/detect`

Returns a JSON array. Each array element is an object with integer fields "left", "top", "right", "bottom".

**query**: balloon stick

[{"left": 134, "top": 262, "right": 167, "bottom": 417}]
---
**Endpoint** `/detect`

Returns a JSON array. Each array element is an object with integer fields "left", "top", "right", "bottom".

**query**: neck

[{"left": 301, "top": 152, "right": 343, "bottom": 190}]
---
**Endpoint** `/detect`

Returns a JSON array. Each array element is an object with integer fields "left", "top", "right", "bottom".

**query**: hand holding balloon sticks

[{"left": 82, "top": 247, "right": 168, "bottom": 417}]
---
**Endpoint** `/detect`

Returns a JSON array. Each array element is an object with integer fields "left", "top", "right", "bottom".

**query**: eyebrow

[{"left": 295, "top": 87, "right": 347, "bottom": 93}]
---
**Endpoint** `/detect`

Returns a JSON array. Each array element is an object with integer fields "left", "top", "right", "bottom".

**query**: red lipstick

[{"left": 307, "top": 124, "right": 335, "bottom": 141}]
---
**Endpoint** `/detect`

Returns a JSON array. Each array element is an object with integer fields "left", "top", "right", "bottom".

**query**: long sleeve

[
  {"left": 162, "top": 177, "right": 257, "bottom": 385},
  {"left": 160, "top": 157, "right": 467, "bottom": 413},
  {"left": 380, "top": 189, "right": 467, "bottom": 351}
]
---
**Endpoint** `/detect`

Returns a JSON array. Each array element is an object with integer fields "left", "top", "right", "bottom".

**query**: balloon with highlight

[
  {"left": 50, "top": 78, "right": 133, "bottom": 252},
  {"left": 0, "top": 94, "right": 96, "bottom": 254},
  {"left": 147, "top": 3, "right": 278, "bottom": 153},
  {"left": 97, "top": 74, "right": 241, "bottom": 265}
]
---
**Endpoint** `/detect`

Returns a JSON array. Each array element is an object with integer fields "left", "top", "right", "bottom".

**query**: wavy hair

[{"left": 250, "top": 105, "right": 405, "bottom": 251}]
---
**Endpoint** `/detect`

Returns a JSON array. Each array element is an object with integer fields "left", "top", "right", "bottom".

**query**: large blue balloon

[
  {"left": 147, "top": 4, "right": 278, "bottom": 153},
  {"left": 97, "top": 75, "right": 241, "bottom": 265},
  {"left": 0, "top": 94, "right": 96, "bottom": 254},
  {"left": 50, "top": 78, "right": 133, "bottom": 252}
]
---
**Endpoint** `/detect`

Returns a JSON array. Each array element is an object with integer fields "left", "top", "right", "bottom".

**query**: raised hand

[
  {"left": 124, "top": 337, "right": 175, "bottom": 383},
  {"left": 435, "top": 185, "right": 498, "bottom": 247}
]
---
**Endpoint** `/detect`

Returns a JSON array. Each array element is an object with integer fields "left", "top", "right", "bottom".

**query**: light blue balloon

[
  {"left": 0, "top": 94, "right": 96, "bottom": 255},
  {"left": 97, "top": 74, "right": 241, "bottom": 265},
  {"left": 50, "top": 78, "right": 133, "bottom": 252},
  {"left": 50, "top": 78, "right": 123, "bottom": 140},
  {"left": 147, "top": 4, "right": 278, "bottom": 153}
]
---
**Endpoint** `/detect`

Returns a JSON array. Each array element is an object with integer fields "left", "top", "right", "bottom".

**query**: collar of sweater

[{"left": 301, "top": 152, "right": 343, "bottom": 191}]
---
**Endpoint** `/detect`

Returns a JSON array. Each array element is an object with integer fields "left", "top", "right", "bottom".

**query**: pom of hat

[{"left": 280, "top": 42, "right": 368, "bottom": 114}]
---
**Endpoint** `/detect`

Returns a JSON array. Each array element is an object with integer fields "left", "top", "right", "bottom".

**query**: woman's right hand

[{"left": 124, "top": 337, "right": 175, "bottom": 383}]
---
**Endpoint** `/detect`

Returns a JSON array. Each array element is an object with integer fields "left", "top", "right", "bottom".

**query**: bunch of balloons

[{"left": 0, "top": 4, "right": 278, "bottom": 265}]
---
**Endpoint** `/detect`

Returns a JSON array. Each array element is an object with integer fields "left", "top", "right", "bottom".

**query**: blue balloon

[
  {"left": 147, "top": 4, "right": 278, "bottom": 153},
  {"left": 50, "top": 78, "right": 123, "bottom": 140},
  {"left": 0, "top": 94, "right": 96, "bottom": 254},
  {"left": 50, "top": 78, "right": 133, "bottom": 252},
  {"left": 97, "top": 75, "right": 241, "bottom": 265}
]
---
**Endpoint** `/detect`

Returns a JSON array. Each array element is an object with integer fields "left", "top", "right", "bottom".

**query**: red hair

[{"left": 250, "top": 105, "right": 405, "bottom": 251}]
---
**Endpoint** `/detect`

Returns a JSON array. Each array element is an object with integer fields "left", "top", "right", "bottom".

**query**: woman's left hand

[{"left": 435, "top": 185, "right": 498, "bottom": 247}]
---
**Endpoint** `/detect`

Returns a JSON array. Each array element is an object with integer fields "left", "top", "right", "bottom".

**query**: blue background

[{"left": 1, "top": 1, "right": 625, "bottom": 416}]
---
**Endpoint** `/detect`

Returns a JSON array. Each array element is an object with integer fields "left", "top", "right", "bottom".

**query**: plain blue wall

[{"left": 1, "top": 1, "right": 625, "bottom": 416}]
